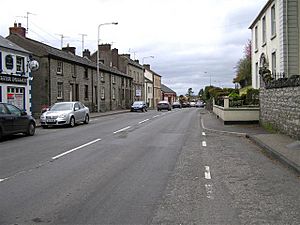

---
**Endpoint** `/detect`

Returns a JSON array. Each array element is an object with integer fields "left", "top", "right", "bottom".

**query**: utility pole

[
  {"left": 79, "top": 33, "right": 87, "bottom": 56},
  {"left": 56, "top": 34, "right": 68, "bottom": 49}
]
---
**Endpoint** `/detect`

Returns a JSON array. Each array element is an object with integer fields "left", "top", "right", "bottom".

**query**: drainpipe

[
  {"left": 48, "top": 56, "right": 51, "bottom": 106},
  {"left": 285, "top": 0, "right": 289, "bottom": 76}
]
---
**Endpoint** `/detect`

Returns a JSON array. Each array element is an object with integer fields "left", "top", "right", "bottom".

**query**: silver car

[{"left": 40, "top": 102, "right": 89, "bottom": 128}]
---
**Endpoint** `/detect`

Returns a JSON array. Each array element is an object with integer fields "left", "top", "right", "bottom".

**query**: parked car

[
  {"left": 157, "top": 101, "right": 171, "bottom": 111},
  {"left": 172, "top": 102, "right": 182, "bottom": 109},
  {"left": 130, "top": 101, "right": 147, "bottom": 112},
  {"left": 182, "top": 102, "right": 190, "bottom": 108},
  {"left": 190, "top": 102, "right": 196, "bottom": 107},
  {"left": 0, "top": 103, "right": 36, "bottom": 140},
  {"left": 195, "top": 101, "right": 206, "bottom": 108},
  {"left": 40, "top": 101, "right": 90, "bottom": 128}
]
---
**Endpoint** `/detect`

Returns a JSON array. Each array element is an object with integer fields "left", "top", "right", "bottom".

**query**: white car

[{"left": 40, "top": 101, "right": 89, "bottom": 128}]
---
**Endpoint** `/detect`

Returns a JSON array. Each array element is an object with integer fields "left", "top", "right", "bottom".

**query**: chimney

[
  {"left": 112, "top": 48, "right": 119, "bottom": 68},
  {"left": 122, "top": 54, "right": 130, "bottom": 59},
  {"left": 99, "top": 43, "right": 111, "bottom": 51},
  {"left": 62, "top": 44, "right": 76, "bottom": 55},
  {"left": 83, "top": 49, "right": 90, "bottom": 58},
  {"left": 134, "top": 59, "right": 139, "bottom": 64},
  {"left": 9, "top": 22, "right": 26, "bottom": 37},
  {"left": 143, "top": 64, "right": 150, "bottom": 70}
]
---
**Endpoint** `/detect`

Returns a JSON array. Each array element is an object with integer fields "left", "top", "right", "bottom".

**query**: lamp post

[
  {"left": 97, "top": 22, "right": 118, "bottom": 112},
  {"left": 142, "top": 55, "right": 154, "bottom": 64}
]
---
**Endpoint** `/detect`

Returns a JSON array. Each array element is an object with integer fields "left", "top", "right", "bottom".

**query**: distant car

[
  {"left": 131, "top": 101, "right": 147, "bottom": 112},
  {"left": 157, "top": 101, "right": 171, "bottom": 111},
  {"left": 0, "top": 103, "right": 36, "bottom": 140},
  {"left": 195, "top": 101, "right": 205, "bottom": 108},
  {"left": 172, "top": 102, "right": 182, "bottom": 109},
  {"left": 190, "top": 102, "right": 196, "bottom": 107},
  {"left": 182, "top": 102, "right": 190, "bottom": 108},
  {"left": 40, "top": 101, "right": 90, "bottom": 128}
]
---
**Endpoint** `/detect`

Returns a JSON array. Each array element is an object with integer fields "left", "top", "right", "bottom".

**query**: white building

[
  {"left": 0, "top": 35, "right": 32, "bottom": 114},
  {"left": 249, "top": 0, "right": 300, "bottom": 89},
  {"left": 143, "top": 64, "right": 154, "bottom": 108}
]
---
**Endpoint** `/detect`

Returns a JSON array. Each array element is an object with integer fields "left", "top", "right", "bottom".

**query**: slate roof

[
  {"left": 6, "top": 33, "right": 131, "bottom": 78},
  {"left": 0, "top": 35, "right": 31, "bottom": 54},
  {"left": 161, "top": 84, "right": 176, "bottom": 94}
]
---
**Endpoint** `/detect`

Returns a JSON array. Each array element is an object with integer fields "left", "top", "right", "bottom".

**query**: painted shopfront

[{"left": 0, "top": 35, "right": 32, "bottom": 114}]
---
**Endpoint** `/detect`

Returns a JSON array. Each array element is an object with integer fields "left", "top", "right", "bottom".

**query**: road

[{"left": 0, "top": 108, "right": 299, "bottom": 225}]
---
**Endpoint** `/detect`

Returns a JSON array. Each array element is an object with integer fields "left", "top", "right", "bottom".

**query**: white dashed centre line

[
  {"left": 139, "top": 119, "right": 149, "bottom": 124},
  {"left": 52, "top": 138, "right": 101, "bottom": 160},
  {"left": 153, "top": 115, "right": 160, "bottom": 118},
  {"left": 0, "top": 178, "right": 8, "bottom": 183},
  {"left": 205, "top": 184, "right": 214, "bottom": 199},
  {"left": 113, "top": 126, "right": 131, "bottom": 134},
  {"left": 202, "top": 141, "right": 207, "bottom": 147},
  {"left": 205, "top": 166, "right": 211, "bottom": 179},
  {"left": 202, "top": 132, "right": 206, "bottom": 136}
]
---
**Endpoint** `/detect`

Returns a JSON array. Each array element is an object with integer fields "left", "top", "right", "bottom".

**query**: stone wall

[{"left": 260, "top": 86, "right": 300, "bottom": 140}]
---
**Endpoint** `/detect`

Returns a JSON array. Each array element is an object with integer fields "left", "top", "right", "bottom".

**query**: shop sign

[
  {"left": 0, "top": 74, "right": 27, "bottom": 84},
  {"left": 136, "top": 89, "right": 142, "bottom": 97}
]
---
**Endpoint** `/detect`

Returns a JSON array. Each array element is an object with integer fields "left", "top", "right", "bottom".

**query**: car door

[
  {"left": 73, "top": 102, "right": 83, "bottom": 122},
  {"left": 6, "top": 104, "right": 28, "bottom": 132},
  {"left": 0, "top": 103, "right": 14, "bottom": 134}
]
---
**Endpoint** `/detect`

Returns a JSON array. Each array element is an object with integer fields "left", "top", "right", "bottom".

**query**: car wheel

[
  {"left": 69, "top": 116, "right": 75, "bottom": 127},
  {"left": 26, "top": 122, "right": 35, "bottom": 136},
  {"left": 84, "top": 114, "right": 89, "bottom": 124},
  {"left": 141, "top": 108, "right": 144, "bottom": 112},
  {"left": 42, "top": 125, "right": 48, "bottom": 129}
]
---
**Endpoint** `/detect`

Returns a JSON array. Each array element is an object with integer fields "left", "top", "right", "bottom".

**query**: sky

[{"left": 1, "top": 0, "right": 268, "bottom": 95}]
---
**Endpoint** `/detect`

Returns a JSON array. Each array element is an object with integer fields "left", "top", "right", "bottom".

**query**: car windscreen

[
  {"left": 50, "top": 103, "right": 73, "bottom": 111},
  {"left": 132, "top": 102, "right": 143, "bottom": 106}
]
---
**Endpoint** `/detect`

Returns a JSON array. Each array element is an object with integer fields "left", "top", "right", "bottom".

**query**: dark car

[
  {"left": 0, "top": 103, "right": 36, "bottom": 140},
  {"left": 157, "top": 101, "right": 171, "bottom": 111},
  {"left": 172, "top": 102, "right": 182, "bottom": 109},
  {"left": 131, "top": 101, "right": 147, "bottom": 112}
]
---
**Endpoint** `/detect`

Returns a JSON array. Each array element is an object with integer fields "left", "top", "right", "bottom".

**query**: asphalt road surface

[{"left": 0, "top": 108, "right": 299, "bottom": 225}]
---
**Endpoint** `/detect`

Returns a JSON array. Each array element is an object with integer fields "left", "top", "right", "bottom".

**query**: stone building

[
  {"left": 153, "top": 72, "right": 162, "bottom": 108},
  {"left": 249, "top": 0, "right": 300, "bottom": 88},
  {"left": 92, "top": 44, "right": 144, "bottom": 103},
  {"left": 7, "top": 24, "right": 132, "bottom": 116},
  {"left": 143, "top": 64, "right": 154, "bottom": 108}
]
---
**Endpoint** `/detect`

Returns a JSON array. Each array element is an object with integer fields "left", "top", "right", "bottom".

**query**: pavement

[
  {"left": 35, "top": 108, "right": 300, "bottom": 175},
  {"left": 201, "top": 111, "right": 300, "bottom": 175}
]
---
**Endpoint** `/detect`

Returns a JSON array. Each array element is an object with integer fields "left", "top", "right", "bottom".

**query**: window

[
  {"left": 254, "top": 26, "right": 258, "bottom": 50},
  {"left": 112, "top": 87, "right": 116, "bottom": 100},
  {"left": 16, "top": 56, "right": 25, "bottom": 74},
  {"left": 262, "top": 16, "right": 266, "bottom": 44},
  {"left": 271, "top": 5, "right": 276, "bottom": 37},
  {"left": 100, "top": 72, "right": 105, "bottom": 82},
  {"left": 84, "top": 68, "right": 88, "bottom": 79},
  {"left": 272, "top": 52, "right": 276, "bottom": 75},
  {"left": 148, "top": 86, "right": 151, "bottom": 94},
  {"left": 71, "top": 65, "right": 76, "bottom": 78},
  {"left": 57, "top": 61, "right": 63, "bottom": 74},
  {"left": 84, "top": 85, "right": 89, "bottom": 99},
  {"left": 101, "top": 87, "right": 105, "bottom": 99},
  {"left": 57, "top": 82, "right": 63, "bottom": 99},
  {"left": 112, "top": 75, "right": 116, "bottom": 84}
]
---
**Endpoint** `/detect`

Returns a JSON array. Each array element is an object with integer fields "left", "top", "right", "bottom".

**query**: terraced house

[
  {"left": 6, "top": 23, "right": 133, "bottom": 117},
  {"left": 249, "top": 0, "right": 300, "bottom": 88}
]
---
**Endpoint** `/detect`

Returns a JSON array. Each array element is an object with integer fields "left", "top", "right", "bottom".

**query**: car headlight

[
  {"left": 40, "top": 114, "right": 45, "bottom": 119},
  {"left": 58, "top": 113, "right": 67, "bottom": 118}
]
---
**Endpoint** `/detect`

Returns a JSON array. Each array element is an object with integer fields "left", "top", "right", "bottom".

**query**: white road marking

[
  {"left": 0, "top": 178, "right": 8, "bottom": 183},
  {"left": 202, "top": 141, "right": 207, "bottom": 147},
  {"left": 113, "top": 126, "right": 131, "bottom": 134},
  {"left": 139, "top": 119, "right": 149, "bottom": 124},
  {"left": 202, "top": 132, "right": 206, "bottom": 136},
  {"left": 205, "top": 184, "right": 214, "bottom": 199},
  {"left": 153, "top": 115, "right": 160, "bottom": 118},
  {"left": 205, "top": 166, "right": 211, "bottom": 179},
  {"left": 52, "top": 138, "right": 101, "bottom": 160}
]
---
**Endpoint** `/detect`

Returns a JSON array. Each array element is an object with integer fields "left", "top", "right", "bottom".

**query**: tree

[
  {"left": 233, "top": 40, "right": 252, "bottom": 88},
  {"left": 198, "top": 88, "right": 204, "bottom": 98},
  {"left": 186, "top": 88, "right": 194, "bottom": 101}
]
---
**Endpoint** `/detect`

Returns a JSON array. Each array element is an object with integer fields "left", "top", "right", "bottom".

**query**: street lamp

[
  {"left": 142, "top": 55, "right": 154, "bottom": 64},
  {"left": 97, "top": 22, "right": 118, "bottom": 112}
]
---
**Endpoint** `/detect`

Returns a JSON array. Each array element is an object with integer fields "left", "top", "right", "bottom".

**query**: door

[{"left": 73, "top": 102, "right": 84, "bottom": 122}]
